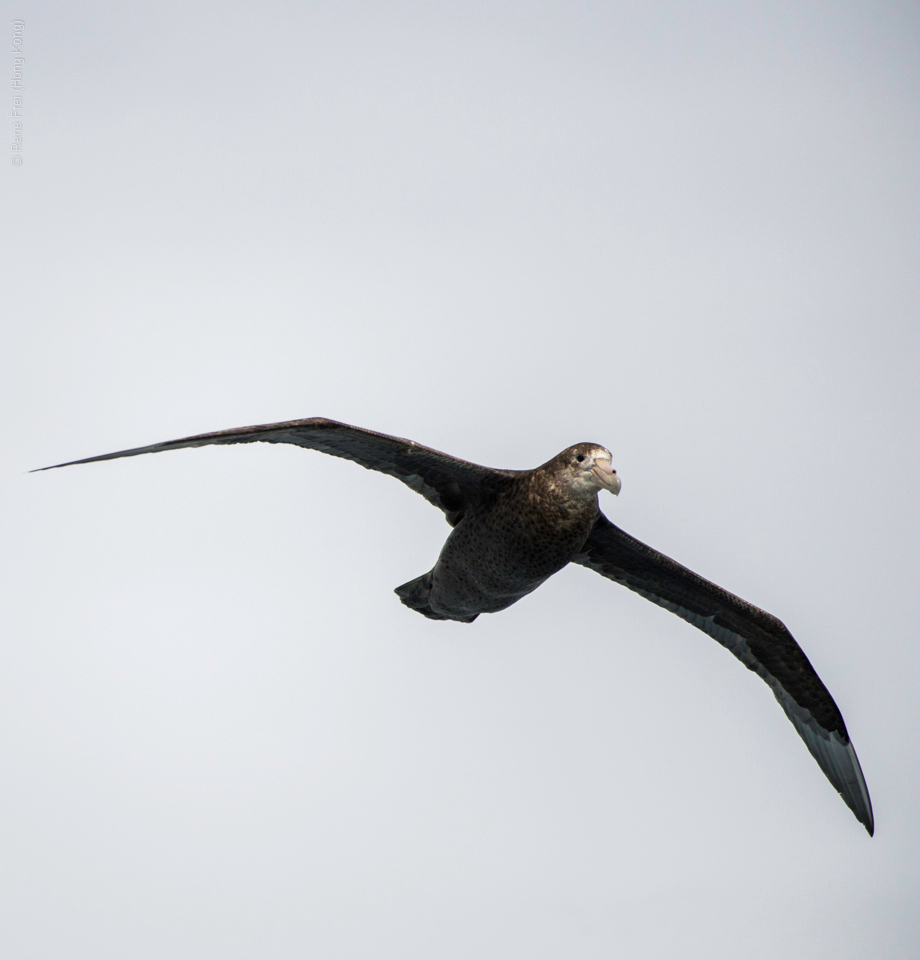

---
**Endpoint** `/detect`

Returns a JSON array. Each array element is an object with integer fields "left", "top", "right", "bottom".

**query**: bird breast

[{"left": 437, "top": 478, "right": 599, "bottom": 595}]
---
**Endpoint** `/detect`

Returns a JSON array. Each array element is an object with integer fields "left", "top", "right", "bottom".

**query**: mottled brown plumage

[
  {"left": 396, "top": 443, "right": 613, "bottom": 622},
  {"left": 34, "top": 417, "right": 873, "bottom": 834}
]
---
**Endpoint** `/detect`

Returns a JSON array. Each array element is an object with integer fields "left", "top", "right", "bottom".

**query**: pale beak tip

[{"left": 593, "top": 461, "right": 621, "bottom": 496}]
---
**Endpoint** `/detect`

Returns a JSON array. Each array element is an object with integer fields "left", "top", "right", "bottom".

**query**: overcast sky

[{"left": 3, "top": 1, "right": 919, "bottom": 957}]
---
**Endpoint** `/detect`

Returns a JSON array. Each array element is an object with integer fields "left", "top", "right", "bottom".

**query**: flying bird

[{"left": 35, "top": 417, "right": 874, "bottom": 834}]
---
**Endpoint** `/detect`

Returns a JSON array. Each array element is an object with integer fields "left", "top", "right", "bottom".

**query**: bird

[{"left": 35, "top": 416, "right": 874, "bottom": 834}]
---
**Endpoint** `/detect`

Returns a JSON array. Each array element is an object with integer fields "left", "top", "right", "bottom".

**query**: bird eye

[{"left": 576, "top": 454, "right": 585, "bottom": 462}]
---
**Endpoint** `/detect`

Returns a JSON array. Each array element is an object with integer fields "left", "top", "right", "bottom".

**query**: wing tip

[
  {"left": 30, "top": 459, "right": 87, "bottom": 472},
  {"left": 832, "top": 737, "right": 874, "bottom": 836},
  {"left": 852, "top": 794, "right": 874, "bottom": 836},
  {"left": 30, "top": 452, "right": 129, "bottom": 472},
  {"left": 850, "top": 780, "right": 875, "bottom": 838}
]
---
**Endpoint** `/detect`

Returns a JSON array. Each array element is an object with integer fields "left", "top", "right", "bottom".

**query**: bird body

[
  {"left": 397, "top": 444, "right": 616, "bottom": 622},
  {"left": 34, "top": 417, "right": 874, "bottom": 834}
]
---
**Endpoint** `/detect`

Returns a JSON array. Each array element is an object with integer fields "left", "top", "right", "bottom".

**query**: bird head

[{"left": 555, "top": 443, "right": 621, "bottom": 498}]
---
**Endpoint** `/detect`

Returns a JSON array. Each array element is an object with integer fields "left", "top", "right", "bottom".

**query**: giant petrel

[{"left": 35, "top": 417, "right": 874, "bottom": 834}]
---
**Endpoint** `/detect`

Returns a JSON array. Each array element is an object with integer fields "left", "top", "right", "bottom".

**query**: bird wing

[
  {"left": 34, "top": 418, "right": 514, "bottom": 526},
  {"left": 572, "top": 511, "right": 874, "bottom": 835}
]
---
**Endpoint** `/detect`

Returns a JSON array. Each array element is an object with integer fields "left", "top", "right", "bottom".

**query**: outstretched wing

[
  {"left": 34, "top": 418, "right": 515, "bottom": 526},
  {"left": 573, "top": 512, "right": 874, "bottom": 835}
]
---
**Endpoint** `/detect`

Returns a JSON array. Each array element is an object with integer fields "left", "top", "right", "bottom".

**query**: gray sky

[{"left": 3, "top": 0, "right": 919, "bottom": 957}]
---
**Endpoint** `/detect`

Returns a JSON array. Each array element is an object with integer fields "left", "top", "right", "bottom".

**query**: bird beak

[{"left": 593, "top": 459, "right": 621, "bottom": 496}]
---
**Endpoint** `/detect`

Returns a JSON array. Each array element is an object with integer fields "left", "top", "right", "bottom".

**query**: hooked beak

[{"left": 592, "top": 459, "right": 621, "bottom": 496}]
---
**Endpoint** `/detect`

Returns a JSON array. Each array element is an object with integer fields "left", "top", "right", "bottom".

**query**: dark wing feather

[
  {"left": 33, "top": 418, "right": 515, "bottom": 525},
  {"left": 573, "top": 512, "right": 874, "bottom": 835}
]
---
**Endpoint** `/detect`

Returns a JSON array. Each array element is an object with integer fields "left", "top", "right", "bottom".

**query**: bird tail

[
  {"left": 394, "top": 571, "right": 477, "bottom": 622},
  {"left": 394, "top": 571, "right": 447, "bottom": 619}
]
